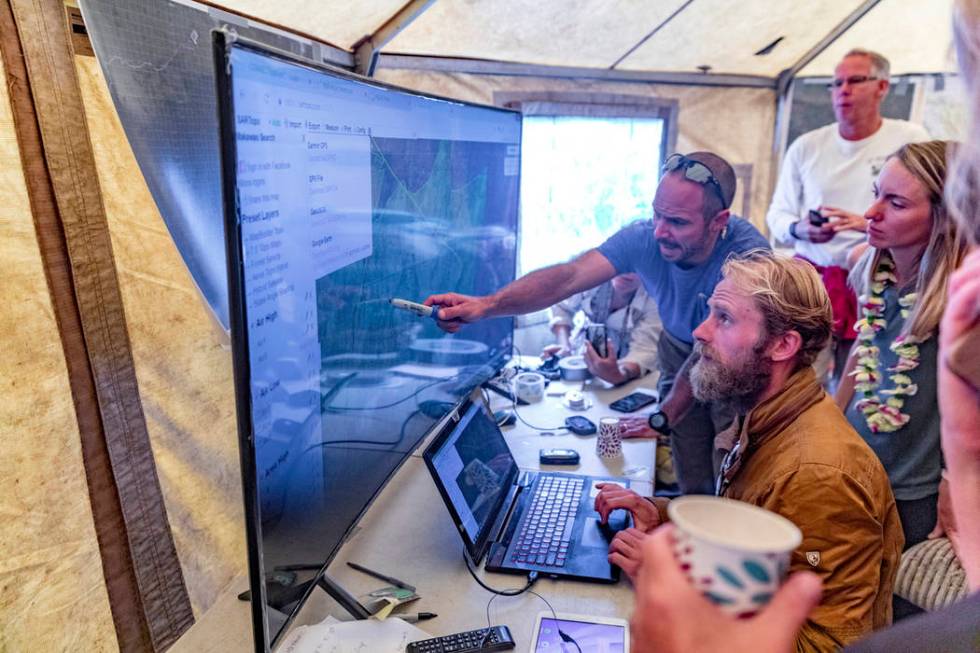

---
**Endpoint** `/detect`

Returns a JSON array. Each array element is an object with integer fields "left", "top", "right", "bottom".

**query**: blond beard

[{"left": 689, "top": 342, "right": 772, "bottom": 414}]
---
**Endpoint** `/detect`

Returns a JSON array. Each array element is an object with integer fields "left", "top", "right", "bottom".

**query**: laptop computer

[{"left": 423, "top": 398, "right": 630, "bottom": 583}]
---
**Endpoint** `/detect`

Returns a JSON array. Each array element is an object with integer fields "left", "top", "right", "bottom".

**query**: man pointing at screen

[{"left": 425, "top": 151, "right": 769, "bottom": 495}]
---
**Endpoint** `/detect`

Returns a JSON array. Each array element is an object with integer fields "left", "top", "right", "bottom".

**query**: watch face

[{"left": 648, "top": 412, "right": 667, "bottom": 431}]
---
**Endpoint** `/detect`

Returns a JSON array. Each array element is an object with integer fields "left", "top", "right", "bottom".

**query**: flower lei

[{"left": 851, "top": 256, "right": 920, "bottom": 433}]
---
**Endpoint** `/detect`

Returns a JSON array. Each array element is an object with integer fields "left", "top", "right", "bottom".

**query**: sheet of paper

[{"left": 278, "top": 616, "right": 429, "bottom": 653}]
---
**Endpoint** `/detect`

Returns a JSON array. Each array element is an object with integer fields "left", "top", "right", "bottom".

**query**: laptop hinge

[{"left": 483, "top": 471, "right": 535, "bottom": 560}]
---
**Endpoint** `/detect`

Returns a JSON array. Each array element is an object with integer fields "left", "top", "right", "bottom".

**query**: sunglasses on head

[{"left": 662, "top": 153, "right": 726, "bottom": 207}]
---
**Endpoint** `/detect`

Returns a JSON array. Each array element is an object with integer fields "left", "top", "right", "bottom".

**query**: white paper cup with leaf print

[
  {"left": 596, "top": 417, "right": 623, "bottom": 458},
  {"left": 667, "top": 496, "right": 801, "bottom": 618}
]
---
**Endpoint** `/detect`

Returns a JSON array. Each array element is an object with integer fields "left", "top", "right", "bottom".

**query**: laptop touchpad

[{"left": 580, "top": 517, "right": 610, "bottom": 549}]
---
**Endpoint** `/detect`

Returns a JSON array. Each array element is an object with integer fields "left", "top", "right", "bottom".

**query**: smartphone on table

[
  {"left": 609, "top": 391, "right": 658, "bottom": 413},
  {"left": 539, "top": 448, "right": 580, "bottom": 465}
]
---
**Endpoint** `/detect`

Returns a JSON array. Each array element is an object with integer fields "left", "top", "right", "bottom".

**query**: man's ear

[
  {"left": 875, "top": 79, "right": 890, "bottom": 101},
  {"left": 709, "top": 209, "right": 730, "bottom": 234},
  {"left": 768, "top": 330, "right": 803, "bottom": 363}
]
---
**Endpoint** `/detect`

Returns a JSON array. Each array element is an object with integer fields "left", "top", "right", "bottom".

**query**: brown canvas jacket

[{"left": 716, "top": 367, "right": 904, "bottom": 653}]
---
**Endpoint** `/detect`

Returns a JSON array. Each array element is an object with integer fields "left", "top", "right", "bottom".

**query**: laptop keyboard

[{"left": 510, "top": 476, "right": 584, "bottom": 568}]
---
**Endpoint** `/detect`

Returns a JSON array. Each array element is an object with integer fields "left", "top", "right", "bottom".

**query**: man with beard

[
  {"left": 594, "top": 252, "right": 902, "bottom": 652},
  {"left": 426, "top": 152, "right": 769, "bottom": 495}
]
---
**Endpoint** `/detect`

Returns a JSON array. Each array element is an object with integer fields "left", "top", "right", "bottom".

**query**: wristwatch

[
  {"left": 789, "top": 221, "right": 800, "bottom": 240},
  {"left": 648, "top": 410, "right": 671, "bottom": 435}
]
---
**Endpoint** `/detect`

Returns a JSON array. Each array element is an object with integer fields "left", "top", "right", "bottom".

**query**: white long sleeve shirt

[
  {"left": 766, "top": 119, "right": 930, "bottom": 268},
  {"left": 548, "top": 285, "right": 661, "bottom": 374}
]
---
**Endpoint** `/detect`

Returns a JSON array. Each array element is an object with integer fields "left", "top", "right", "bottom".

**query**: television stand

[{"left": 238, "top": 568, "right": 370, "bottom": 620}]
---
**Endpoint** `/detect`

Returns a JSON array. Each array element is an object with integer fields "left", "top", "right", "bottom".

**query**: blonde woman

[
  {"left": 836, "top": 141, "right": 968, "bottom": 551},
  {"left": 627, "top": 3, "right": 980, "bottom": 650}
]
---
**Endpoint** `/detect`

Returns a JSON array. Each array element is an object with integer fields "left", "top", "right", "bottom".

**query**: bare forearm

[{"left": 485, "top": 250, "right": 616, "bottom": 318}]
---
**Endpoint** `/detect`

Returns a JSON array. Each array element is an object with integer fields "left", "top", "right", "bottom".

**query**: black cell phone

[
  {"left": 808, "top": 209, "right": 828, "bottom": 226},
  {"left": 609, "top": 391, "right": 658, "bottom": 413},
  {"left": 539, "top": 448, "right": 581, "bottom": 465},
  {"left": 586, "top": 324, "right": 607, "bottom": 357},
  {"left": 564, "top": 415, "right": 597, "bottom": 435}
]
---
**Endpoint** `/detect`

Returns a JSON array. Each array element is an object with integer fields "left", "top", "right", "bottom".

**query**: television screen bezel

[{"left": 213, "top": 29, "right": 522, "bottom": 652}]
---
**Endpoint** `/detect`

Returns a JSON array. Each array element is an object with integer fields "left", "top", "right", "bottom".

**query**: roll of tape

[
  {"left": 558, "top": 355, "right": 591, "bottom": 381},
  {"left": 513, "top": 372, "right": 545, "bottom": 403}
]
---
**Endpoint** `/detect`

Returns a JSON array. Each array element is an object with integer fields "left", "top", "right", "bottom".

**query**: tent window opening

[{"left": 519, "top": 112, "right": 666, "bottom": 275}]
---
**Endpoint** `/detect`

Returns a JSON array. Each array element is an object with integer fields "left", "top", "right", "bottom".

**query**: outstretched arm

[{"left": 424, "top": 249, "right": 617, "bottom": 332}]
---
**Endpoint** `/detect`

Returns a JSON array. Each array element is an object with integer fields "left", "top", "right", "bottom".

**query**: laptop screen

[{"left": 428, "top": 401, "right": 519, "bottom": 546}]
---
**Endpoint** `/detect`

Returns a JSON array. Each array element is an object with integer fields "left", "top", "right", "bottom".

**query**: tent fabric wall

[
  {"left": 379, "top": 0, "right": 687, "bottom": 69},
  {"left": 382, "top": 0, "right": 863, "bottom": 76},
  {"left": 75, "top": 55, "right": 248, "bottom": 618},
  {"left": 0, "top": 52, "right": 119, "bottom": 653},
  {"left": 374, "top": 69, "right": 778, "bottom": 229},
  {"left": 799, "top": 0, "right": 956, "bottom": 76},
  {"left": 1, "top": 0, "right": 197, "bottom": 645},
  {"left": 211, "top": 0, "right": 957, "bottom": 77}
]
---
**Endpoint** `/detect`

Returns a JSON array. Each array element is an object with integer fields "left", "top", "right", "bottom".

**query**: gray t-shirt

[
  {"left": 845, "top": 284, "right": 941, "bottom": 501},
  {"left": 597, "top": 217, "right": 769, "bottom": 345}
]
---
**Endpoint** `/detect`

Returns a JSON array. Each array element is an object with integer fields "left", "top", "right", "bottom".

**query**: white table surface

[{"left": 173, "top": 369, "right": 659, "bottom": 652}]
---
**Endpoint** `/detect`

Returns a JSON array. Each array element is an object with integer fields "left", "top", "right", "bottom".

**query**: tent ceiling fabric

[
  {"left": 616, "top": 0, "right": 867, "bottom": 76},
  {"left": 381, "top": 0, "right": 685, "bottom": 69},
  {"left": 209, "top": 0, "right": 953, "bottom": 79},
  {"left": 210, "top": 0, "right": 405, "bottom": 50},
  {"left": 800, "top": 0, "right": 956, "bottom": 76}
]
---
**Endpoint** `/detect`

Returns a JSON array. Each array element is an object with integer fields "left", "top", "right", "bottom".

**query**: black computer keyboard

[
  {"left": 510, "top": 476, "right": 584, "bottom": 568},
  {"left": 406, "top": 625, "right": 515, "bottom": 653}
]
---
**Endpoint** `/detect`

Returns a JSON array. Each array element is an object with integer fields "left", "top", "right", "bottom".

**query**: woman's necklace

[{"left": 851, "top": 255, "right": 920, "bottom": 433}]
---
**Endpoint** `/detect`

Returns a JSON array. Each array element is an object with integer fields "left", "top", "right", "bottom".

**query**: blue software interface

[
  {"left": 228, "top": 44, "right": 521, "bottom": 640},
  {"left": 430, "top": 403, "right": 518, "bottom": 542}
]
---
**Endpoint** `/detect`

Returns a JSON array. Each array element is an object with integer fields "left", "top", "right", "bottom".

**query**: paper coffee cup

[
  {"left": 513, "top": 372, "right": 545, "bottom": 403},
  {"left": 667, "top": 496, "right": 801, "bottom": 618},
  {"left": 596, "top": 417, "right": 623, "bottom": 458}
]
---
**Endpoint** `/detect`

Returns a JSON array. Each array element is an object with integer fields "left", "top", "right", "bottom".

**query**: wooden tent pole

[{"left": 0, "top": 0, "right": 194, "bottom": 650}]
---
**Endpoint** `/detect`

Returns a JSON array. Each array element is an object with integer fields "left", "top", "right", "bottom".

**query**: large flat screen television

[{"left": 214, "top": 32, "right": 522, "bottom": 651}]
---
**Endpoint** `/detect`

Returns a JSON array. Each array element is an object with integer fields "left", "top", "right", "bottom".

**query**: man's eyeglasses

[
  {"left": 828, "top": 75, "right": 879, "bottom": 89},
  {"left": 662, "top": 153, "right": 726, "bottom": 207}
]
